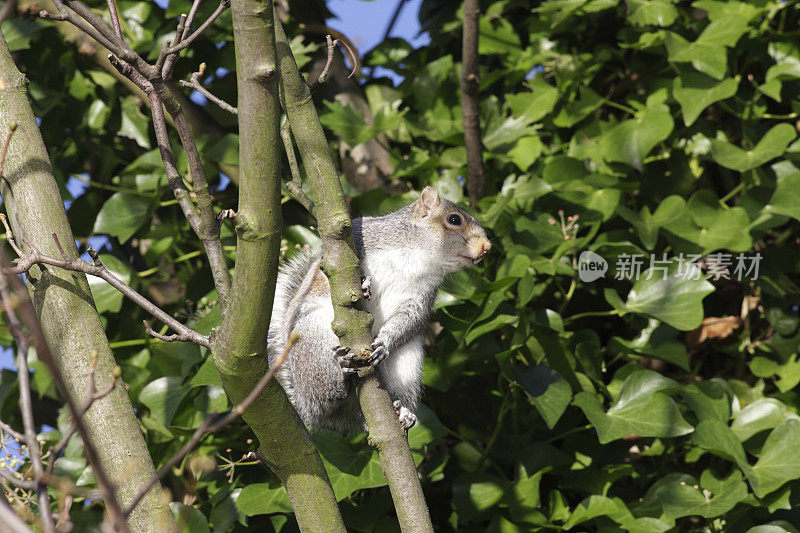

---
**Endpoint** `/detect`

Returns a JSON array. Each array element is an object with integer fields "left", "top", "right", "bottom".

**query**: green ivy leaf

[
  {"left": 623, "top": 263, "right": 715, "bottom": 331},
  {"left": 730, "top": 399, "right": 789, "bottom": 442},
  {"left": 628, "top": 0, "right": 678, "bottom": 26},
  {"left": 88, "top": 254, "right": 132, "bottom": 314},
  {"left": 673, "top": 71, "right": 739, "bottom": 126},
  {"left": 315, "top": 433, "right": 387, "bottom": 500},
  {"left": 139, "top": 376, "right": 186, "bottom": 428},
  {"left": 236, "top": 482, "right": 292, "bottom": 516},
  {"left": 509, "top": 365, "right": 572, "bottom": 429},
  {"left": 170, "top": 502, "right": 210, "bottom": 533},
  {"left": 655, "top": 469, "right": 748, "bottom": 520},
  {"left": 600, "top": 108, "right": 673, "bottom": 170},
  {"left": 751, "top": 418, "right": 800, "bottom": 498},
  {"left": 710, "top": 124, "right": 797, "bottom": 172},
  {"left": 574, "top": 370, "right": 693, "bottom": 443},
  {"left": 93, "top": 192, "right": 151, "bottom": 243},
  {"left": 665, "top": 16, "right": 750, "bottom": 79}
]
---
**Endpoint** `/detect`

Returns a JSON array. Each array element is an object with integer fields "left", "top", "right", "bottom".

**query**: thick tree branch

[
  {"left": 211, "top": 1, "right": 345, "bottom": 530},
  {"left": 0, "top": 29, "right": 171, "bottom": 531},
  {"left": 460, "top": 0, "right": 485, "bottom": 203},
  {"left": 275, "top": 16, "right": 434, "bottom": 532}
]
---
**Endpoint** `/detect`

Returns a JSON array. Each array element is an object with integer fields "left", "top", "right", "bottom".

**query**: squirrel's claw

[
  {"left": 334, "top": 346, "right": 359, "bottom": 374},
  {"left": 393, "top": 400, "right": 417, "bottom": 430},
  {"left": 361, "top": 276, "right": 372, "bottom": 300},
  {"left": 368, "top": 340, "right": 388, "bottom": 366}
]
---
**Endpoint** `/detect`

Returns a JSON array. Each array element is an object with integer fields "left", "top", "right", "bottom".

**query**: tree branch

[
  {"left": 124, "top": 332, "right": 297, "bottom": 517},
  {"left": 210, "top": 1, "right": 345, "bottom": 530},
  {"left": 0, "top": 28, "right": 170, "bottom": 530},
  {"left": 460, "top": 0, "right": 486, "bottom": 203},
  {"left": 0, "top": 232, "right": 210, "bottom": 348},
  {"left": 280, "top": 121, "right": 313, "bottom": 212},
  {"left": 308, "top": 34, "right": 358, "bottom": 90},
  {"left": 275, "top": 15, "right": 434, "bottom": 532},
  {"left": 42, "top": 0, "right": 233, "bottom": 311},
  {"left": 179, "top": 63, "right": 239, "bottom": 114}
]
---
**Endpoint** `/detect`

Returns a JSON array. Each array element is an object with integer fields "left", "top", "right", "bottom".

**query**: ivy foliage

[{"left": 2, "top": 0, "right": 800, "bottom": 530}]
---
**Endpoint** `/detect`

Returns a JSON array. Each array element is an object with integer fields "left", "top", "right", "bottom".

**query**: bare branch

[
  {"left": 280, "top": 122, "right": 313, "bottom": 212},
  {"left": 165, "top": 0, "right": 231, "bottom": 57},
  {"left": 162, "top": 0, "right": 201, "bottom": 79},
  {"left": 43, "top": 0, "right": 232, "bottom": 312},
  {"left": 123, "top": 333, "right": 298, "bottom": 518},
  {"left": 179, "top": 63, "right": 238, "bottom": 114},
  {"left": 0, "top": 233, "right": 210, "bottom": 348},
  {"left": 0, "top": 214, "right": 22, "bottom": 258},
  {"left": 0, "top": 256, "right": 54, "bottom": 532},
  {"left": 105, "top": 0, "right": 123, "bottom": 40},
  {"left": 299, "top": 23, "right": 361, "bottom": 79}
]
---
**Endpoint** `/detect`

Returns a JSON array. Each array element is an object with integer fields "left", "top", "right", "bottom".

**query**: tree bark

[
  {"left": 274, "top": 16, "right": 434, "bottom": 532},
  {"left": 460, "top": 0, "right": 486, "bottom": 203},
  {"left": 211, "top": 1, "right": 345, "bottom": 531},
  {"left": 0, "top": 31, "right": 171, "bottom": 532}
]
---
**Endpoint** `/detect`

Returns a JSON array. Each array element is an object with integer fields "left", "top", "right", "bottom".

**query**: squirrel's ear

[{"left": 414, "top": 187, "right": 441, "bottom": 218}]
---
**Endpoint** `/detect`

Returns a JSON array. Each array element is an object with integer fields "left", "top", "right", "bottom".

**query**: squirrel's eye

[{"left": 447, "top": 214, "right": 462, "bottom": 226}]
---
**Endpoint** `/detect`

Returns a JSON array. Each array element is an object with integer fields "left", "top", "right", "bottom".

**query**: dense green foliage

[{"left": 3, "top": 0, "right": 800, "bottom": 530}]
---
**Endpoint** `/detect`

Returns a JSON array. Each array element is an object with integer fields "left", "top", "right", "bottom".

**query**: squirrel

[{"left": 267, "top": 187, "right": 491, "bottom": 433}]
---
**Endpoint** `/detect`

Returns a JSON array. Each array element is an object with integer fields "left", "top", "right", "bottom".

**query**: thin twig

[
  {"left": 165, "top": 0, "right": 230, "bottom": 56},
  {"left": 0, "top": 121, "right": 18, "bottom": 194},
  {"left": 280, "top": 122, "right": 313, "bottom": 212},
  {"left": 105, "top": 0, "right": 123, "bottom": 40},
  {"left": 382, "top": 0, "right": 407, "bottom": 42},
  {"left": 122, "top": 333, "right": 299, "bottom": 518},
  {"left": 0, "top": 419, "right": 25, "bottom": 441},
  {"left": 0, "top": 232, "right": 210, "bottom": 348},
  {"left": 299, "top": 23, "right": 361, "bottom": 79},
  {"left": 179, "top": 63, "right": 238, "bottom": 114},
  {"left": 0, "top": 260, "right": 54, "bottom": 532},
  {"left": 162, "top": 0, "right": 202, "bottom": 78}
]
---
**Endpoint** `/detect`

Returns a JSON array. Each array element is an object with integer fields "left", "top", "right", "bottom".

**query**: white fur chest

[{"left": 361, "top": 248, "right": 439, "bottom": 332}]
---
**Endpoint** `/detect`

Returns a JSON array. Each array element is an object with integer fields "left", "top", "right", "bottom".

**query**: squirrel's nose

[{"left": 479, "top": 240, "right": 491, "bottom": 257}]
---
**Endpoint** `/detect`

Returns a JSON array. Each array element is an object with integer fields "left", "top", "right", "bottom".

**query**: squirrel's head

[{"left": 411, "top": 187, "right": 491, "bottom": 273}]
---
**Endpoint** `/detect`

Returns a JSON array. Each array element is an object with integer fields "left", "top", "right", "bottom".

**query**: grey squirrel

[{"left": 268, "top": 187, "right": 491, "bottom": 433}]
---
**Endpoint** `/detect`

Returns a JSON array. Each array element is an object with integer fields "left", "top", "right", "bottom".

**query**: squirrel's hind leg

[{"left": 285, "top": 307, "right": 352, "bottom": 429}]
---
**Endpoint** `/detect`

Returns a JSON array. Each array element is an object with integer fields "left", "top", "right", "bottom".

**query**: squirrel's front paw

[
  {"left": 334, "top": 345, "right": 358, "bottom": 375},
  {"left": 367, "top": 339, "right": 388, "bottom": 366},
  {"left": 392, "top": 400, "right": 417, "bottom": 430},
  {"left": 361, "top": 276, "right": 372, "bottom": 300}
]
